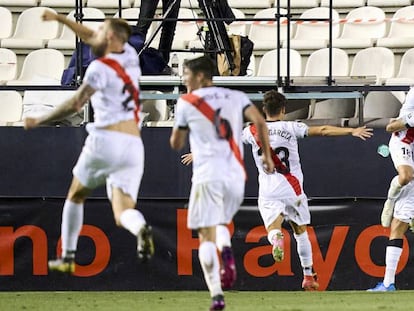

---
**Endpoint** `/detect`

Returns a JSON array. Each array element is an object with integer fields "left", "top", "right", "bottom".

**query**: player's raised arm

[
  {"left": 307, "top": 125, "right": 373, "bottom": 140},
  {"left": 42, "top": 10, "right": 98, "bottom": 47}
]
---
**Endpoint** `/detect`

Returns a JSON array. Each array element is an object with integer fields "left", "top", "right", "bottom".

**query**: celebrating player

[
  {"left": 170, "top": 56, "right": 274, "bottom": 310},
  {"left": 24, "top": 12, "right": 154, "bottom": 273},
  {"left": 242, "top": 90, "right": 373, "bottom": 290},
  {"left": 367, "top": 88, "right": 414, "bottom": 291}
]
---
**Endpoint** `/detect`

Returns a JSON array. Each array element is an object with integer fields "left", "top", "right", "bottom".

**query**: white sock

[
  {"left": 216, "top": 225, "right": 231, "bottom": 252},
  {"left": 198, "top": 241, "right": 223, "bottom": 297},
  {"left": 383, "top": 245, "right": 403, "bottom": 287},
  {"left": 119, "top": 209, "right": 146, "bottom": 236},
  {"left": 61, "top": 200, "right": 83, "bottom": 258},
  {"left": 267, "top": 229, "right": 282, "bottom": 245},
  {"left": 294, "top": 231, "right": 313, "bottom": 276},
  {"left": 387, "top": 176, "right": 403, "bottom": 200}
]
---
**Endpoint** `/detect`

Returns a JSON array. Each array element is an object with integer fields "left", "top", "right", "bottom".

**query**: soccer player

[
  {"left": 242, "top": 90, "right": 373, "bottom": 290},
  {"left": 366, "top": 89, "right": 414, "bottom": 292},
  {"left": 170, "top": 56, "right": 274, "bottom": 310},
  {"left": 24, "top": 11, "right": 154, "bottom": 273},
  {"left": 379, "top": 87, "right": 414, "bottom": 229}
]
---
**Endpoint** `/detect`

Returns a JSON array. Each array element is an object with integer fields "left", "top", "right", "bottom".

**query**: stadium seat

[
  {"left": 113, "top": 7, "right": 140, "bottom": 24},
  {"left": 304, "top": 48, "right": 349, "bottom": 76},
  {"left": 228, "top": 8, "right": 248, "bottom": 36},
  {"left": 0, "top": 7, "right": 13, "bottom": 42},
  {"left": 0, "top": 91, "right": 23, "bottom": 126},
  {"left": 277, "top": 0, "right": 321, "bottom": 8},
  {"left": 332, "top": 6, "right": 387, "bottom": 49},
  {"left": 227, "top": 0, "right": 272, "bottom": 9},
  {"left": 257, "top": 48, "right": 302, "bottom": 77},
  {"left": 7, "top": 49, "right": 65, "bottom": 85},
  {"left": 0, "top": 48, "right": 17, "bottom": 82},
  {"left": 304, "top": 98, "right": 357, "bottom": 126},
  {"left": 22, "top": 90, "right": 82, "bottom": 126},
  {"left": 86, "top": 0, "right": 132, "bottom": 9},
  {"left": 349, "top": 47, "right": 395, "bottom": 85},
  {"left": 40, "top": 0, "right": 87, "bottom": 7},
  {"left": 386, "top": 48, "right": 414, "bottom": 85},
  {"left": 345, "top": 91, "right": 402, "bottom": 127},
  {"left": 376, "top": 6, "right": 414, "bottom": 49},
  {"left": 248, "top": 8, "right": 291, "bottom": 51},
  {"left": 0, "top": 0, "right": 39, "bottom": 6},
  {"left": 141, "top": 91, "right": 169, "bottom": 122},
  {"left": 1, "top": 7, "right": 59, "bottom": 50},
  {"left": 367, "top": 0, "right": 411, "bottom": 7},
  {"left": 48, "top": 8, "right": 106, "bottom": 50},
  {"left": 320, "top": 0, "right": 366, "bottom": 8},
  {"left": 286, "top": 7, "right": 340, "bottom": 50}
]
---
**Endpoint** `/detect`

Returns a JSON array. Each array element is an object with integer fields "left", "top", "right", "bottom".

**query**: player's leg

[
  {"left": 367, "top": 218, "right": 408, "bottom": 291},
  {"left": 188, "top": 182, "right": 225, "bottom": 310},
  {"left": 198, "top": 227, "right": 225, "bottom": 311},
  {"left": 217, "top": 177, "right": 244, "bottom": 289},
  {"left": 290, "top": 221, "right": 319, "bottom": 291},
  {"left": 258, "top": 197, "right": 285, "bottom": 262},
  {"left": 110, "top": 187, "right": 154, "bottom": 262},
  {"left": 383, "top": 137, "right": 414, "bottom": 227},
  {"left": 48, "top": 176, "right": 91, "bottom": 273}
]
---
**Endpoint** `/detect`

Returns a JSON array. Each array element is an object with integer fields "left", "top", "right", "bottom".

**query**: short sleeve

[
  {"left": 292, "top": 121, "right": 309, "bottom": 138},
  {"left": 242, "top": 125, "right": 252, "bottom": 144},
  {"left": 83, "top": 61, "right": 107, "bottom": 91},
  {"left": 173, "top": 98, "right": 188, "bottom": 129}
]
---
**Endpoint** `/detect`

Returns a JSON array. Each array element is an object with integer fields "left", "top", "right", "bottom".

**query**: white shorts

[
  {"left": 187, "top": 179, "right": 244, "bottom": 230},
  {"left": 258, "top": 194, "right": 310, "bottom": 229},
  {"left": 394, "top": 186, "right": 414, "bottom": 224},
  {"left": 389, "top": 133, "right": 414, "bottom": 169},
  {"left": 73, "top": 129, "right": 144, "bottom": 202}
]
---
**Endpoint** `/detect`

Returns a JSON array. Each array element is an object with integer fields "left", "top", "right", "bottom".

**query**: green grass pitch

[{"left": 0, "top": 291, "right": 410, "bottom": 311}]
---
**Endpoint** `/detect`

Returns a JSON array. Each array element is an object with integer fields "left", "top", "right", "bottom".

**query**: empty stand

[
  {"left": 332, "top": 6, "right": 387, "bottom": 49},
  {"left": 0, "top": 48, "right": 17, "bottom": 82},
  {"left": 1, "top": 7, "right": 59, "bottom": 50},
  {"left": 304, "top": 98, "right": 356, "bottom": 126},
  {"left": 345, "top": 91, "right": 402, "bottom": 127},
  {"left": 386, "top": 48, "right": 414, "bottom": 85},
  {"left": 40, "top": 0, "right": 87, "bottom": 7},
  {"left": 228, "top": 8, "right": 248, "bottom": 36},
  {"left": 287, "top": 7, "right": 340, "bottom": 50},
  {"left": 349, "top": 47, "right": 395, "bottom": 85},
  {"left": 257, "top": 48, "right": 302, "bottom": 76},
  {"left": 113, "top": 7, "right": 140, "bottom": 24},
  {"left": 248, "top": 8, "right": 290, "bottom": 51},
  {"left": 367, "top": 0, "right": 411, "bottom": 7},
  {"left": 22, "top": 90, "right": 83, "bottom": 125},
  {"left": 167, "top": 51, "right": 204, "bottom": 76},
  {"left": 0, "top": 91, "right": 23, "bottom": 125},
  {"left": 0, "top": 0, "right": 39, "bottom": 6},
  {"left": 376, "top": 6, "right": 414, "bottom": 49},
  {"left": 7, "top": 49, "right": 65, "bottom": 85}
]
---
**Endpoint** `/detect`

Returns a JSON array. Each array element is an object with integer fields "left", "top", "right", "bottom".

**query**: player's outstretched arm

[
  {"left": 24, "top": 84, "right": 95, "bottom": 130},
  {"left": 308, "top": 125, "right": 373, "bottom": 140},
  {"left": 42, "top": 10, "right": 98, "bottom": 46}
]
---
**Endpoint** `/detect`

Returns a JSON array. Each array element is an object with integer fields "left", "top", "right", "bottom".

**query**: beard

[{"left": 91, "top": 41, "right": 108, "bottom": 58}]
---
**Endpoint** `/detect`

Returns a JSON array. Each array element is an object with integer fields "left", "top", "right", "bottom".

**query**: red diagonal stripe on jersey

[{"left": 250, "top": 124, "right": 302, "bottom": 195}]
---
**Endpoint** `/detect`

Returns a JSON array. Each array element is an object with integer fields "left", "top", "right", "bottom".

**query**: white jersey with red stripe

[
  {"left": 243, "top": 120, "right": 309, "bottom": 199},
  {"left": 174, "top": 86, "right": 251, "bottom": 183},
  {"left": 83, "top": 43, "right": 142, "bottom": 129}
]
